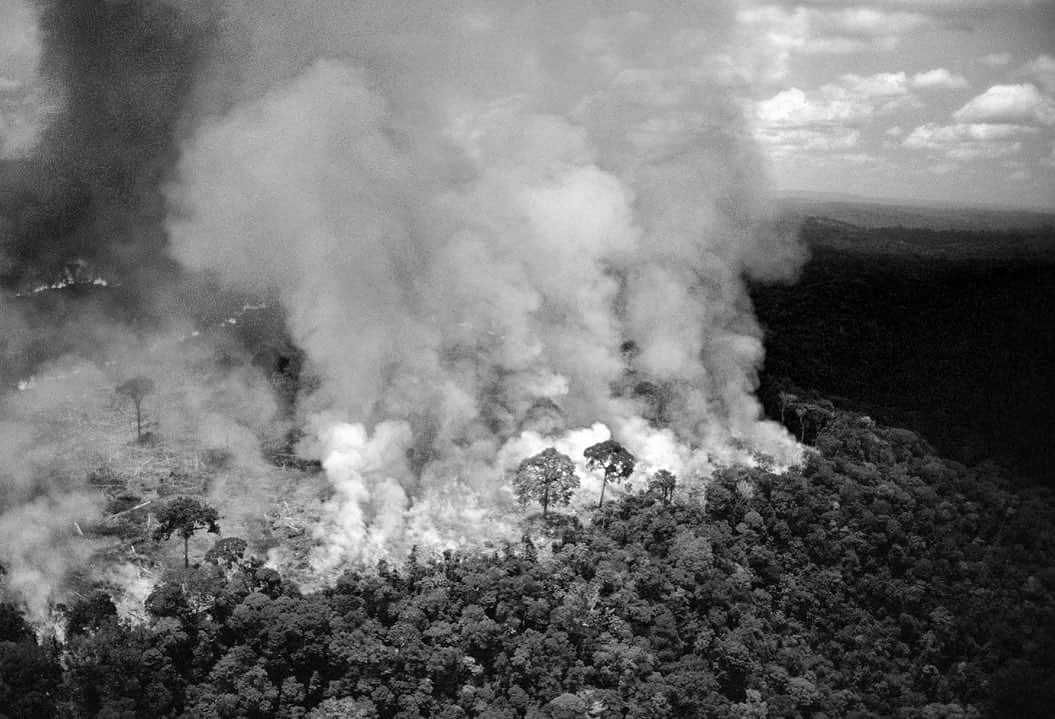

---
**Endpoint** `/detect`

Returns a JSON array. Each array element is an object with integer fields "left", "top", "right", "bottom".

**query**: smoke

[
  {"left": 0, "top": 0, "right": 807, "bottom": 606},
  {"left": 0, "top": 1, "right": 289, "bottom": 620},
  {"left": 0, "top": 493, "right": 101, "bottom": 622},
  {"left": 165, "top": 1, "right": 807, "bottom": 579},
  {"left": 0, "top": 0, "right": 213, "bottom": 298},
  {"left": 0, "top": 357, "right": 110, "bottom": 620},
  {"left": 0, "top": 335, "right": 280, "bottom": 615}
]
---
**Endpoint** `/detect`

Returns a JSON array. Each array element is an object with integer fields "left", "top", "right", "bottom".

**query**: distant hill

[
  {"left": 793, "top": 216, "right": 1055, "bottom": 263},
  {"left": 778, "top": 193, "right": 1055, "bottom": 233}
]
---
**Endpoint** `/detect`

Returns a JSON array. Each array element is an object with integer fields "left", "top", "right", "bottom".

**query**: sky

[
  {"left": 736, "top": 0, "right": 1055, "bottom": 209},
  {"left": 0, "top": 0, "right": 1053, "bottom": 210}
]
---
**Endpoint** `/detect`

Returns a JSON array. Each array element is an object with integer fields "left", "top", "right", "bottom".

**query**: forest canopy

[{"left": 2, "top": 407, "right": 1053, "bottom": 718}]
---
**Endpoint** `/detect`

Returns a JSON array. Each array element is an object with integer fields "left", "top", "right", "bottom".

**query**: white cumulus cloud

[
  {"left": 911, "top": 68, "right": 969, "bottom": 89},
  {"left": 756, "top": 72, "right": 914, "bottom": 128},
  {"left": 736, "top": 4, "right": 929, "bottom": 82},
  {"left": 903, "top": 121, "right": 1035, "bottom": 160},
  {"left": 840, "top": 72, "right": 910, "bottom": 97},
  {"left": 754, "top": 71, "right": 926, "bottom": 158},
  {"left": 756, "top": 87, "right": 870, "bottom": 127},
  {"left": 953, "top": 83, "right": 1055, "bottom": 125}
]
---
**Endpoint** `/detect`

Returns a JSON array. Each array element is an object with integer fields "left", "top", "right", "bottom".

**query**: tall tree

[
  {"left": 153, "top": 497, "right": 220, "bottom": 568},
  {"left": 116, "top": 375, "right": 155, "bottom": 441},
  {"left": 648, "top": 469, "right": 677, "bottom": 503},
  {"left": 513, "top": 448, "right": 579, "bottom": 517},
  {"left": 584, "top": 440, "right": 636, "bottom": 508}
]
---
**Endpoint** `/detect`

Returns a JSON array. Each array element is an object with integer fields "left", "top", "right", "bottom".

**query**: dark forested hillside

[
  {"left": 752, "top": 218, "right": 1055, "bottom": 482},
  {"left": 3, "top": 409, "right": 1053, "bottom": 718}
]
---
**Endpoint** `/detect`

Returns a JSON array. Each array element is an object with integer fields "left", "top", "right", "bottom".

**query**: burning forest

[
  {"left": 2, "top": 1, "right": 1053, "bottom": 717},
  {"left": 2, "top": 0, "right": 804, "bottom": 606}
]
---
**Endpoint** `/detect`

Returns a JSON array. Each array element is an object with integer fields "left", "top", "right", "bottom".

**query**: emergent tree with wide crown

[{"left": 513, "top": 448, "right": 579, "bottom": 518}]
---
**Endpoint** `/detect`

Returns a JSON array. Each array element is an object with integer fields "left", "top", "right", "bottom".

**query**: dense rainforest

[
  {"left": 753, "top": 218, "right": 1055, "bottom": 481},
  {"left": 3, "top": 405, "right": 1053, "bottom": 718}
]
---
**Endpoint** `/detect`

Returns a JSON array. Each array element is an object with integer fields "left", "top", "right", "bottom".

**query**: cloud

[
  {"left": 736, "top": 4, "right": 929, "bottom": 82},
  {"left": 839, "top": 72, "right": 910, "bottom": 97},
  {"left": 814, "top": 7, "right": 929, "bottom": 38},
  {"left": 757, "top": 72, "right": 911, "bottom": 126},
  {"left": 784, "top": 0, "right": 1049, "bottom": 12},
  {"left": 953, "top": 83, "right": 1055, "bottom": 125},
  {"left": 756, "top": 87, "right": 869, "bottom": 128},
  {"left": 1017, "top": 54, "right": 1055, "bottom": 93},
  {"left": 733, "top": 6, "right": 812, "bottom": 83},
  {"left": 753, "top": 71, "right": 917, "bottom": 155},
  {"left": 906, "top": 122, "right": 1035, "bottom": 144},
  {"left": 753, "top": 70, "right": 928, "bottom": 159},
  {"left": 911, "top": 68, "right": 970, "bottom": 89},
  {"left": 980, "top": 52, "right": 1013, "bottom": 67},
  {"left": 756, "top": 126, "right": 861, "bottom": 155},
  {"left": 903, "top": 121, "right": 1035, "bottom": 160}
]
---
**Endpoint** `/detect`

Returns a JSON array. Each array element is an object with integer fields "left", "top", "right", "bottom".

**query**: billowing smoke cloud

[{"left": 166, "top": 1, "right": 806, "bottom": 579}]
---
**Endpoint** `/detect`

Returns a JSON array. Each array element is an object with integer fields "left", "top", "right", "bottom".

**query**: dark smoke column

[{"left": 1, "top": 0, "right": 211, "bottom": 302}]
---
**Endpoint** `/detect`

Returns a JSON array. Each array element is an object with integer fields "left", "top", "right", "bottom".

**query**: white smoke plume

[
  {"left": 166, "top": 1, "right": 805, "bottom": 581},
  {"left": 0, "top": 316, "right": 281, "bottom": 620}
]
